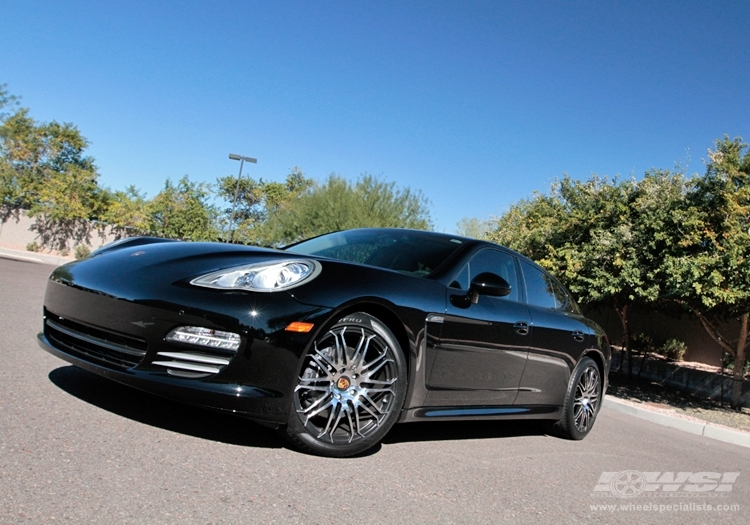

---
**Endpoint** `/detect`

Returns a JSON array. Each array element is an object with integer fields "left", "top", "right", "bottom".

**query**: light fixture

[
  {"left": 165, "top": 326, "right": 241, "bottom": 351},
  {"left": 228, "top": 153, "right": 258, "bottom": 242}
]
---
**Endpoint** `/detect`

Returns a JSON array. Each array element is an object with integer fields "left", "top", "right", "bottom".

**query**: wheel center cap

[{"left": 336, "top": 376, "right": 351, "bottom": 390}]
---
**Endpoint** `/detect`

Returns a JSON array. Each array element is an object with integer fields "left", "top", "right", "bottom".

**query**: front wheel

[
  {"left": 284, "top": 312, "right": 407, "bottom": 457},
  {"left": 548, "top": 356, "right": 601, "bottom": 440}
]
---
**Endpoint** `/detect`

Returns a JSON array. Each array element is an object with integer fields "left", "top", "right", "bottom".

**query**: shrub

[
  {"left": 658, "top": 339, "right": 687, "bottom": 361},
  {"left": 59, "top": 247, "right": 70, "bottom": 257},
  {"left": 725, "top": 355, "right": 750, "bottom": 375},
  {"left": 26, "top": 241, "right": 39, "bottom": 252},
  {"left": 74, "top": 244, "right": 91, "bottom": 259},
  {"left": 631, "top": 333, "right": 656, "bottom": 354}
]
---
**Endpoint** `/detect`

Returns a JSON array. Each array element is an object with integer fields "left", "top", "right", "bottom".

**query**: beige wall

[
  {"left": 0, "top": 212, "right": 37, "bottom": 247},
  {"left": 585, "top": 306, "right": 737, "bottom": 367},
  {"left": 0, "top": 212, "right": 119, "bottom": 253}
]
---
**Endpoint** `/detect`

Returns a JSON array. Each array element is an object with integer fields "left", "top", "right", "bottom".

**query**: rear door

[{"left": 514, "top": 260, "right": 591, "bottom": 406}]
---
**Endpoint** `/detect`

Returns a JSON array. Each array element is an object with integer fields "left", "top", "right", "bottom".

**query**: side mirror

[{"left": 468, "top": 272, "right": 512, "bottom": 304}]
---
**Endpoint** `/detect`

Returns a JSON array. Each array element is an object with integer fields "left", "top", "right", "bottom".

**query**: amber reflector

[{"left": 285, "top": 322, "right": 314, "bottom": 333}]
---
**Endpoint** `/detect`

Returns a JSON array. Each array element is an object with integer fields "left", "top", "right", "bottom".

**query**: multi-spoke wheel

[
  {"left": 284, "top": 312, "right": 407, "bottom": 457},
  {"left": 548, "top": 356, "right": 601, "bottom": 440},
  {"left": 573, "top": 363, "right": 601, "bottom": 433}
]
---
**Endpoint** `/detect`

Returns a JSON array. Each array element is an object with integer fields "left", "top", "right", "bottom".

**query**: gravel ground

[{"left": 607, "top": 371, "right": 750, "bottom": 433}]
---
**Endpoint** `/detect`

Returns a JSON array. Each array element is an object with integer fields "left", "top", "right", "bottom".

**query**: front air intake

[
  {"left": 44, "top": 312, "right": 147, "bottom": 370},
  {"left": 154, "top": 326, "right": 241, "bottom": 378}
]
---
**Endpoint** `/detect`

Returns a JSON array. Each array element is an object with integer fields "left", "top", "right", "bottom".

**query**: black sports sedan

[{"left": 38, "top": 228, "right": 610, "bottom": 457}]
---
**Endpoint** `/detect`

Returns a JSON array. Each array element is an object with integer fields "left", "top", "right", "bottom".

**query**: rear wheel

[
  {"left": 549, "top": 356, "right": 601, "bottom": 440},
  {"left": 284, "top": 312, "right": 407, "bottom": 457}
]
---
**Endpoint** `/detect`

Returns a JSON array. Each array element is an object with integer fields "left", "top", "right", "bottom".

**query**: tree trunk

[
  {"left": 685, "top": 305, "right": 748, "bottom": 407},
  {"left": 615, "top": 303, "right": 631, "bottom": 379},
  {"left": 731, "top": 313, "right": 748, "bottom": 409}
]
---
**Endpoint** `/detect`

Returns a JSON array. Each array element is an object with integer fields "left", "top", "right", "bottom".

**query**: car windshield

[{"left": 285, "top": 229, "right": 466, "bottom": 277}]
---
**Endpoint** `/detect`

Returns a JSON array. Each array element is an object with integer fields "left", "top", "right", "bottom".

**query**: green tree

[
  {"left": 0, "top": 85, "right": 22, "bottom": 220},
  {"left": 664, "top": 136, "right": 750, "bottom": 408},
  {"left": 0, "top": 88, "right": 105, "bottom": 249},
  {"left": 148, "top": 176, "right": 218, "bottom": 241},
  {"left": 0, "top": 110, "right": 96, "bottom": 205},
  {"left": 0, "top": 83, "right": 20, "bottom": 121},
  {"left": 455, "top": 216, "right": 490, "bottom": 239},
  {"left": 215, "top": 167, "right": 313, "bottom": 244},
  {"left": 29, "top": 163, "right": 108, "bottom": 250},
  {"left": 489, "top": 172, "right": 688, "bottom": 377},
  {"left": 265, "top": 174, "right": 433, "bottom": 245},
  {"left": 100, "top": 185, "right": 150, "bottom": 237}
]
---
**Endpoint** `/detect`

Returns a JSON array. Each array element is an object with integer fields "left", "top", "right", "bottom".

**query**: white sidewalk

[{"left": 0, "top": 246, "right": 73, "bottom": 266}]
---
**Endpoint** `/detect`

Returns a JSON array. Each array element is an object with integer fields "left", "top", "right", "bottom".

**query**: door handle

[
  {"left": 572, "top": 330, "right": 585, "bottom": 342},
  {"left": 513, "top": 322, "right": 529, "bottom": 336}
]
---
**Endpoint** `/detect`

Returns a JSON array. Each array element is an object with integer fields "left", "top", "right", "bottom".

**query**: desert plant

[
  {"left": 658, "top": 339, "right": 688, "bottom": 361},
  {"left": 26, "top": 241, "right": 39, "bottom": 252},
  {"left": 74, "top": 244, "right": 90, "bottom": 259},
  {"left": 631, "top": 333, "right": 656, "bottom": 354}
]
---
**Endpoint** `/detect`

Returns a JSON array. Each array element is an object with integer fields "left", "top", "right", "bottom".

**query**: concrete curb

[
  {"left": 604, "top": 395, "right": 750, "bottom": 449},
  {"left": 0, "top": 247, "right": 73, "bottom": 267}
]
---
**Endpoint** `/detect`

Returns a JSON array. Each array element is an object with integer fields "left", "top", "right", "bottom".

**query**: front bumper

[
  {"left": 38, "top": 331, "right": 287, "bottom": 423},
  {"left": 40, "top": 275, "right": 334, "bottom": 425}
]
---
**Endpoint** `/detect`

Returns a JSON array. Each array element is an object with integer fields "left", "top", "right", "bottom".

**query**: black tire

[
  {"left": 283, "top": 312, "right": 407, "bottom": 457},
  {"left": 549, "top": 356, "right": 601, "bottom": 440}
]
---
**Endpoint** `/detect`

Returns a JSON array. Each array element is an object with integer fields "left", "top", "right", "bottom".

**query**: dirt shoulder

[{"left": 607, "top": 372, "right": 750, "bottom": 434}]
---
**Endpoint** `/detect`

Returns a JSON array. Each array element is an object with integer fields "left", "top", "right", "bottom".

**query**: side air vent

[{"left": 152, "top": 348, "right": 238, "bottom": 378}]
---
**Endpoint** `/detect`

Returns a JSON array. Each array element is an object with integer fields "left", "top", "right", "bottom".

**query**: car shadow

[
  {"left": 48, "top": 366, "right": 282, "bottom": 450},
  {"left": 48, "top": 366, "right": 549, "bottom": 453},
  {"left": 383, "top": 418, "right": 548, "bottom": 445}
]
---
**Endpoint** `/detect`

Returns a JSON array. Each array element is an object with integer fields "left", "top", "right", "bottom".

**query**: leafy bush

[
  {"left": 658, "top": 339, "right": 687, "bottom": 361},
  {"left": 74, "top": 244, "right": 91, "bottom": 259},
  {"left": 724, "top": 355, "right": 750, "bottom": 375},
  {"left": 631, "top": 333, "right": 656, "bottom": 354},
  {"left": 26, "top": 241, "right": 39, "bottom": 252}
]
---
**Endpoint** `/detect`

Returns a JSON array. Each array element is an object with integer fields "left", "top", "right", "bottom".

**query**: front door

[{"left": 425, "top": 249, "right": 531, "bottom": 406}]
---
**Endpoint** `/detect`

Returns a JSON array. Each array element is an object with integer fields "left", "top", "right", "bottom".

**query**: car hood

[
  {"left": 50, "top": 240, "right": 304, "bottom": 300},
  {"left": 50, "top": 238, "right": 446, "bottom": 316}
]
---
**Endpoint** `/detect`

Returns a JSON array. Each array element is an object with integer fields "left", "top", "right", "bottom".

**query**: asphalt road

[{"left": 1, "top": 256, "right": 748, "bottom": 525}]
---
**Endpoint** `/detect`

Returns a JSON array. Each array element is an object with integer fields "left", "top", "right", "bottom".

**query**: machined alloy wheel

[
  {"left": 285, "top": 312, "right": 407, "bottom": 456},
  {"left": 573, "top": 363, "right": 600, "bottom": 433},
  {"left": 549, "top": 356, "right": 601, "bottom": 440}
]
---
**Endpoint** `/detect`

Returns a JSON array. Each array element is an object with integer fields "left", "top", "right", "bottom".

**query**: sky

[{"left": 1, "top": 0, "right": 748, "bottom": 233}]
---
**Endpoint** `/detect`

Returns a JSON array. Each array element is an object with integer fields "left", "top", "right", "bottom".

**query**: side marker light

[{"left": 285, "top": 322, "right": 314, "bottom": 333}]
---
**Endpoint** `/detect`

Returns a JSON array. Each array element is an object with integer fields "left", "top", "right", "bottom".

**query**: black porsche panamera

[{"left": 38, "top": 228, "right": 610, "bottom": 457}]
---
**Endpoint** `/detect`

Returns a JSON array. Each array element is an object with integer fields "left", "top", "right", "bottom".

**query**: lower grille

[{"left": 45, "top": 313, "right": 147, "bottom": 370}]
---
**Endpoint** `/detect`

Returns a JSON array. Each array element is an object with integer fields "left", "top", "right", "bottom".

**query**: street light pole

[{"left": 228, "top": 153, "right": 257, "bottom": 243}]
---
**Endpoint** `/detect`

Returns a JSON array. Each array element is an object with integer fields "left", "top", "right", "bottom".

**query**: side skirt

[{"left": 398, "top": 404, "right": 562, "bottom": 423}]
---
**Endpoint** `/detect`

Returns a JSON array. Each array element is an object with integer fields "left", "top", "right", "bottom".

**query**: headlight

[{"left": 190, "top": 260, "right": 321, "bottom": 292}]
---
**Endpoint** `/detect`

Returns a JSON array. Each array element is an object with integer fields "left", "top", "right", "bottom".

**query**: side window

[
  {"left": 452, "top": 249, "right": 519, "bottom": 302},
  {"left": 449, "top": 263, "right": 470, "bottom": 290},
  {"left": 549, "top": 279, "right": 569, "bottom": 310},
  {"left": 520, "top": 261, "right": 567, "bottom": 309}
]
